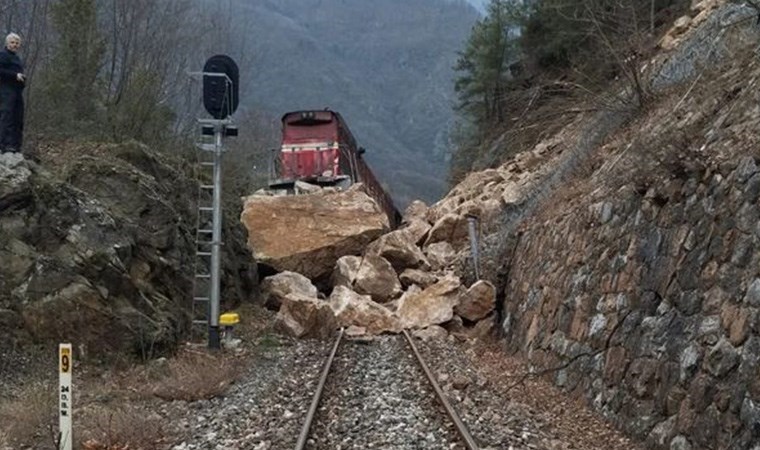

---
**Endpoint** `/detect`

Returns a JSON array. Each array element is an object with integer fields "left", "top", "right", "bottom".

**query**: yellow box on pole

[
  {"left": 220, "top": 312, "right": 240, "bottom": 345},
  {"left": 219, "top": 312, "right": 240, "bottom": 326}
]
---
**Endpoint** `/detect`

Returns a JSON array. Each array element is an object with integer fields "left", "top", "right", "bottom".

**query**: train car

[{"left": 268, "top": 109, "right": 401, "bottom": 227}]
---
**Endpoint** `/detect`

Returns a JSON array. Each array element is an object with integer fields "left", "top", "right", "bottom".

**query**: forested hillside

[
  {"left": 2, "top": 0, "right": 479, "bottom": 207},
  {"left": 440, "top": 1, "right": 760, "bottom": 449},
  {"left": 449, "top": 0, "right": 692, "bottom": 182},
  {"left": 226, "top": 0, "right": 479, "bottom": 206}
]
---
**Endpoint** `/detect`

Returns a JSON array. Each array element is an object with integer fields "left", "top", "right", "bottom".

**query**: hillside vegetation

[
  {"left": 4, "top": 0, "right": 477, "bottom": 208},
  {"left": 449, "top": 0, "right": 691, "bottom": 181},
  {"left": 435, "top": 0, "right": 760, "bottom": 448},
  {"left": 228, "top": 0, "right": 479, "bottom": 206}
]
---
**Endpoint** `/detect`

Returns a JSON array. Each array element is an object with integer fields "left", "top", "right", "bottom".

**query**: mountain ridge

[{"left": 228, "top": 0, "right": 479, "bottom": 207}]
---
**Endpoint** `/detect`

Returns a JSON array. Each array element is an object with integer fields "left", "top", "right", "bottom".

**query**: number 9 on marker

[{"left": 60, "top": 345, "right": 71, "bottom": 373}]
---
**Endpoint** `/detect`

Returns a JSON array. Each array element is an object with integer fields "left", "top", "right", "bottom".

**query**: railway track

[{"left": 294, "top": 329, "right": 480, "bottom": 450}]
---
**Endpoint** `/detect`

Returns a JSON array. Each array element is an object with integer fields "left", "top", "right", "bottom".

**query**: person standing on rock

[{"left": 0, "top": 33, "right": 25, "bottom": 153}]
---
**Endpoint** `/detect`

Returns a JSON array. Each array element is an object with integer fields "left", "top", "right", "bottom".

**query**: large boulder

[
  {"left": 425, "top": 241, "right": 457, "bottom": 271},
  {"left": 403, "top": 200, "right": 429, "bottom": 223},
  {"left": 399, "top": 268, "right": 438, "bottom": 289},
  {"left": 466, "top": 312, "right": 498, "bottom": 340},
  {"left": 328, "top": 286, "right": 400, "bottom": 334},
  {"left": 260, "top": 271, "right": 318, "bottom": 310},
  {"left": 412, "top": 325, "right": 448, "bottom": 342},
  {"left": 331, "top": 255, "right": 401, "bottom": 302},
  {"left": 241, "top": 183, "right": 389, "bottom": 280},
  {"left": 365, "top": 227, "right": 430, "bottom": 272},
  {"left": 424, "top": 213, "right": 469, "bottom": 249},
  {"left": 401, "top": 218, "right": 432, "bottom": 246},
  {"left": 396, "top": 273, "right": 462, "bottom": 329},
  {"left": 274, "top": 293, "right": 337, "bottom": 339},
  {"left": 455, "top": 280, "right": 496, "bottom": 322}
]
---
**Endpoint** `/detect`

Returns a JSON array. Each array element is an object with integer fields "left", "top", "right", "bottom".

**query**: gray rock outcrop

[{"left": 1, "top": 143, "right": 253, "bottom": 357}]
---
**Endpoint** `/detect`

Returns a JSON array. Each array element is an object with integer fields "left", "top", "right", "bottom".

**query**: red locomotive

[{"left": 269, "top": 109, "right": 401, "bottom": 226}]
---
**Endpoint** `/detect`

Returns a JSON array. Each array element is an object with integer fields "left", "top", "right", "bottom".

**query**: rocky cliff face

[
  {"left": 431, "top": 1, "right": 760, "bottom": 448},
  {"left": 0, "top": 142, "right": 254, "bottom": 358}
]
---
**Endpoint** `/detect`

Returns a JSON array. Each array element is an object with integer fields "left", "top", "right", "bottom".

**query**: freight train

[{"left": 268, "top": 109, "right": 401, "bottom": 226}]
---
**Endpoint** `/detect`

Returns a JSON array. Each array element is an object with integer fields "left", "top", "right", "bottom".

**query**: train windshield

[{"left": 282, "top": 112, "right": 338, "bottom": 144}]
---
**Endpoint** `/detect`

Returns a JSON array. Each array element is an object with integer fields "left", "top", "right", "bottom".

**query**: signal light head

[
  {"left": 224, "top": 126, "right": 238, "bottom": 137},
  {"left": 202, "top": 55, "right": 240, "bottom": 119}
]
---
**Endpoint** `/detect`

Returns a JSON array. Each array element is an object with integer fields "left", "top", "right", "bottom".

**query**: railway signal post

[{"left": 191, "top": 55, "right": 239, "bottom": 349}]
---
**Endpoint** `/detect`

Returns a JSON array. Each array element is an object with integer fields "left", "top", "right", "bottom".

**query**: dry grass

[
  {"left": 0, "top": 380, "right": 57, "bottom": 449},
  {"left": 525, "top": 41, "right": 760, "bottom": 230},
  {"left": 0, "top": 429, "right": 11, "bottom": 450},
  {"left": 0, "top": 305, "right": 274, "bottom": 449},
  {"left": 78, "top": 405, "right": 168, "bottom": 450},
  {"left": 149, "top": 347, "right": 242, "bottom": 401},
  {"left": 0, "top": 346, "right": 244, "bottom": 449}
]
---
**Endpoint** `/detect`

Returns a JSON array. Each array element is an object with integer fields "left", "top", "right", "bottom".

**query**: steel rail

[
  {"left": 402, "top": 329, "right": 480, "bottom": 450},
  {"left": 294, "top": 327, "right": 344, "bottom": 450}
]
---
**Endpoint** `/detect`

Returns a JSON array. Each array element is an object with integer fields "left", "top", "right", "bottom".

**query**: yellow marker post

[{"left": 58, "top": 343, "right": 72, "bottom": 450}]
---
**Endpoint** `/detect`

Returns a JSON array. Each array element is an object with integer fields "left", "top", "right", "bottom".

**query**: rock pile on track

[{"left": 241, "top": 176, "right": 506, "bottom": 341}]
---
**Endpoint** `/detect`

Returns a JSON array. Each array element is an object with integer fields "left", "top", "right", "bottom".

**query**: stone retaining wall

[{"left": 503, "top": 157, "right": 760, "bottom": 449}]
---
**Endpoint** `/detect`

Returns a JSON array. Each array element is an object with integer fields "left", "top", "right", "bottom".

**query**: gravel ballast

[
  {"left": 164, "top": 332, "right": 643, "bottom": 450},
  {"left": 0, "top": 318, "right": 644, "bottom": 450},
  {"left": 308, "top": 335, "right": 463, "bottom": 449}
]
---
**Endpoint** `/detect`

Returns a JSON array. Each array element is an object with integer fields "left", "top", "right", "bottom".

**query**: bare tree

[{"left": 0, "top": 0, "right": 260, "bottom": 146}]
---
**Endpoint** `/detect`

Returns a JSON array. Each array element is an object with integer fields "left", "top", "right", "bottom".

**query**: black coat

[{"left": 0, "top": 48, "right": 24, "bottom": 91}]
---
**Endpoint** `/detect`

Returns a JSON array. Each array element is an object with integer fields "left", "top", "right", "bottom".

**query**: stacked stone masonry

[{"left": 503, "top": 157, "right": 760, "bottom": 449}]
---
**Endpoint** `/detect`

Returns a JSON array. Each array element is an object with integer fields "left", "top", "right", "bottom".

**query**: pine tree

[
  {"left": 453, "top": 0, "right": 519, "bottom": 126},
  {"left": 450, "top": 0, "right": 523, "bottom": 181}
]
